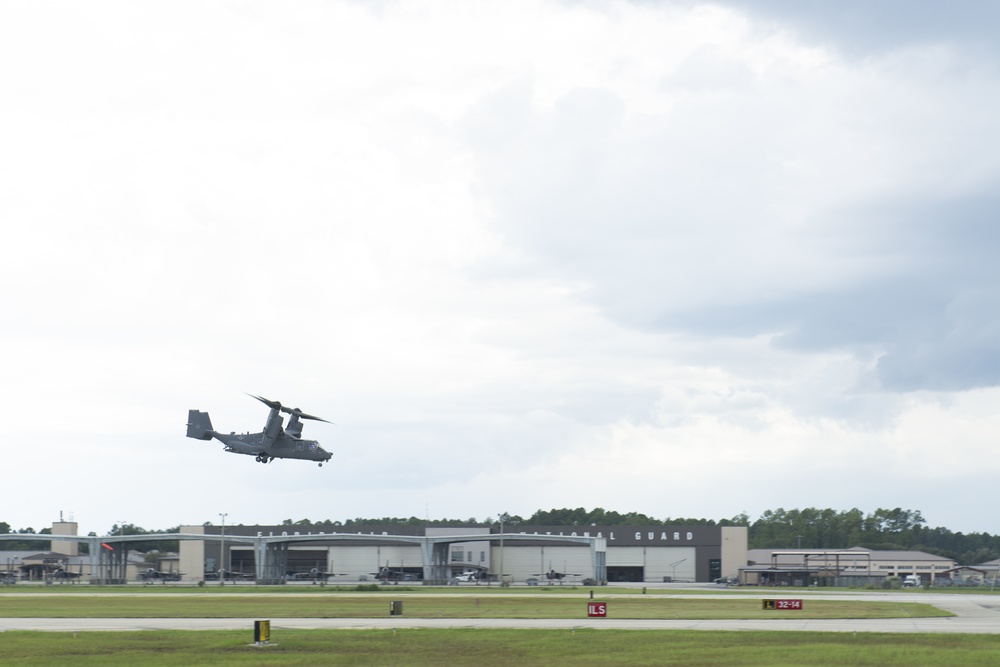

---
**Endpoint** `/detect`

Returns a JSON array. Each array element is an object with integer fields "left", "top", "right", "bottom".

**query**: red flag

[{"left": 101, "top": 543, "right": 114, "bottom": 551}]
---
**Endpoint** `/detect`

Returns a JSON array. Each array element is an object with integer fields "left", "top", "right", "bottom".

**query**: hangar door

[
  {"left": 329, "top": 545, "right": 422, "bottom": 581},
  {"left": 607, "top": 546, "right": 696, "bottom": 583},
  {"left": 493, "top": 546, "right": 592, "bottom": 582}
]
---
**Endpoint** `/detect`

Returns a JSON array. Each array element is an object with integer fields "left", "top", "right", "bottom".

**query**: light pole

[
  {"left": 219, "top": 513, "right": 228, "bottom": 586},
  {"left": 118, "top": 520, "right": 126, "bottom": 583},
  {"left": 499, "top": 512, "right": 509, "bottom": 587}
]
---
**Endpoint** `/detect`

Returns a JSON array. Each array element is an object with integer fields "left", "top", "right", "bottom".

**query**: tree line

[
  {"left": 276, "top": 507, "right": 1000, "bottom": 565},
  {"left": 7, "top": 508, "right": 1000, "bottom": 565},
  {"left": 742, "top": 507, "right": 1000, "bottom": 566},
  {"left": 0, "top": 522, "right": 179, "bottom": 554},
  {"left": 0, "top": 524, "right": 52, "bottom": 551}
]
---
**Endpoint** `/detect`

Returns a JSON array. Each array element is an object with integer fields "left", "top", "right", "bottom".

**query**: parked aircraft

[
  {"left": 287, "top": 567, "right": 347, "bottom": 582},
  {"left": 534, "top": 568, "right": 581, "bottom": 584},
  {"left": 138, "top": 568, "right": 182, "bottom": 582},
  {"left": 373, "top": 566, "right": 420, "bottom": 583}
]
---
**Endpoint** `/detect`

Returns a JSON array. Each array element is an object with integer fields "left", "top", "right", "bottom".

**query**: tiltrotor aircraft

[{"left": 186, "top": 395, "right": 332, "bottom": 467}]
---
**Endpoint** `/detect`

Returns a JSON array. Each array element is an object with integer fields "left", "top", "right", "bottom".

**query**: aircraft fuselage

[{"left": 215, "top": 431, "right": 332, "bottom": 463}]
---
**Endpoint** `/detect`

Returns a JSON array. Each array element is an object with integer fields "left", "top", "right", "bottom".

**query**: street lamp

[{"left": 219, "top": 513, "right": 228, "bottom": 586}]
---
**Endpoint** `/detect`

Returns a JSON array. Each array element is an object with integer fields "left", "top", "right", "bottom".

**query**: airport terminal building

[{"left": 178, "top": 523, "right": 749, "bottom": 584}]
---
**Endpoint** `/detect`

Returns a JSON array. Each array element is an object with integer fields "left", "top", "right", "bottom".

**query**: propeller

[
  {"left": 248, "top": 394, "right": 332, "bottom": 423},
  {"left": 249, "top": 394, "right": 282, "bottom": 410},
  {"left": 288, "top": 407, "right": 331, "bottom": 423}
]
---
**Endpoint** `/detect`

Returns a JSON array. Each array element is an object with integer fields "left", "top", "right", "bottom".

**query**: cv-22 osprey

[{"left": 186, "top": 394, "right": 332, "bottom": 467}]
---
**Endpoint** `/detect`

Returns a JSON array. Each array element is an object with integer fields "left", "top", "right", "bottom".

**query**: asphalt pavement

[{"left": 4, "top": 589, "right": 1000, "bottom": 634}]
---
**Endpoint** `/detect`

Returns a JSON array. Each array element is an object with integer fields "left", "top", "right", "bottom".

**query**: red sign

[
  {"left": 587, "top": 602, "right": 607, "bottom": 618},
  {"left": 762, "top": 599, "right": 803, "bottom": 610}
]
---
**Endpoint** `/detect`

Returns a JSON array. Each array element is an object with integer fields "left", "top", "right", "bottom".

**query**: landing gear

[
  {"left": 318, "top": 463, "right": 323, "bottom": 467},
  {"left": 255, "top": 454, "right": 273, "bottom": 464}
]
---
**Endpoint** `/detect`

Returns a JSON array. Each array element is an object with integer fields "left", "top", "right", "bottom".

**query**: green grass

[
  {"left": 0, "top": 589, "right": 974, "bottom": 665},
  {"left": 1, "top": 629, "right": 999, "bottom": 666},
  {"left": 6, "top": 583, "right": 996, "bottom": 595},
  {"left": 0, "top": 594, "right": 948, "bottom": 619}
]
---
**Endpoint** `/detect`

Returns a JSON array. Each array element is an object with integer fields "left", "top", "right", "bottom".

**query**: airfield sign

[
  {"left": 762, "top": 599, "right": 803, "bottom": 610},
  {"left": 587, "top": 602, "right": 608, "bottom": 617}
]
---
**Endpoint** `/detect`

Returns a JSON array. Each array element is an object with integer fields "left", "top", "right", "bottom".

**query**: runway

[
  {"left": 1, "top": 616, "right": 999, "bottom": 634},
  {"left": 4, "top": 591, "right": 1000, "bottom": 634}
]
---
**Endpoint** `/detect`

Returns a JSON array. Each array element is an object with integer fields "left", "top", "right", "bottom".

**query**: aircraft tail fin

[{"left": 186, "top": 410, "right": 214, "bottom": 440}]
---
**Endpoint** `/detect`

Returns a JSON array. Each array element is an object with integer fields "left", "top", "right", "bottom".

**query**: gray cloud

[
  {"left": 463, "top": 55, "right": 1000, "bottom": 393},
  {"left": 706, "top": 0, "right": 1000, "bottom": 57}
]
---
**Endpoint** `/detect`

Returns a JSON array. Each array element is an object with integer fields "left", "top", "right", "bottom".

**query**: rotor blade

[
  {"left": 289, "top": 408, "right": 332, "bottom": 423},
  {"left": 247, "top": 394, "right": 282, "bottom": 410},
  {"left": 248, "top": 394, "right": 332, "bottom": 422}
]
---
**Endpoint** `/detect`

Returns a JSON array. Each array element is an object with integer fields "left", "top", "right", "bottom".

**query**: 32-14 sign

[{"left": 762, "top": 599, "right": 803, "bottom": 610}]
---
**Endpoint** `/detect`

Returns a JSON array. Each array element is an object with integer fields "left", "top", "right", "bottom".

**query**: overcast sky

[{"left": 2, "top": 1, "right": 999, "bottom": 538}]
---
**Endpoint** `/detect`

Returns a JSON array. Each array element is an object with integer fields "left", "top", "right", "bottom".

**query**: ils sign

[{"left": 587, "top": 602, "right": 607, "bottom": 618}]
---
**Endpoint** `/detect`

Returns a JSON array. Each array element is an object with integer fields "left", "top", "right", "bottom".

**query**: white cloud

[{"left": 0, "top": 1, "right": 997, "bottom": 536}]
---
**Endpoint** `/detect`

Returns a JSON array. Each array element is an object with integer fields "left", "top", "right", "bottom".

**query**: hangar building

[{"left": 178, "top": 523, "right": 748, "bottom": 584}]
